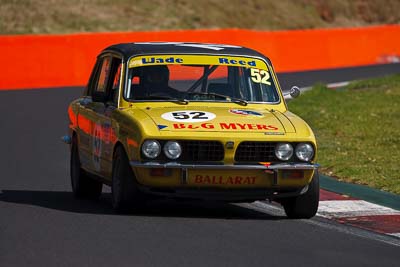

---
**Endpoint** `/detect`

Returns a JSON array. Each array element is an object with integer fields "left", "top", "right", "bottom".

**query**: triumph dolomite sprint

[{"left": 63, "top": 42, "right": 320, "bottom": 218}]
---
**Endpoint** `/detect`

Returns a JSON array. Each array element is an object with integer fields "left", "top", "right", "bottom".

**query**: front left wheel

[
  {"left": 281, "top": 171, "right": 320, "bottom": 219},
  {"left": 111, "top": 146, "right": 146, "bottom": 213}
]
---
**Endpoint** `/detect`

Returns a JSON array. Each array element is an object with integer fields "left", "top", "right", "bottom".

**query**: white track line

[
  {"left": 245, "top": 200, "right": 400, "bottom": 246},
  {"left": 317, "top": 200, "right": 400, "bottom": 218},
  {"left": 325, "top": 81, "right": 350, "bottom": 88},
  {"left": 298, "top": 81, "right": 350, "bottom": 92},
  {"left": 389, "top": 233, "right": 400, "bottom": 238}
]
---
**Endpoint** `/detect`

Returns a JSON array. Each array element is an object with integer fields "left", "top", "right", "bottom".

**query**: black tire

[
  {"left": 111, "top": 146, "right": 145, "bottom": 213},
  {"left": 70, "top": 136, "right": 103, "bottom": 199},
  {"left": 282, "top": 171, "right": 320, "bottom": 219}
]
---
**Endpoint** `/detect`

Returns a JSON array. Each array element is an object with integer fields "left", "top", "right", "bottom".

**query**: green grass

[{"left": 288, "top": 75, "right": 400, "bottom": 194}]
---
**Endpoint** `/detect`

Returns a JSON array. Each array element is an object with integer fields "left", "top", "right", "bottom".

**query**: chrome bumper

[{"left": 129, "top": 161, "right": 319, "bottom": 170}]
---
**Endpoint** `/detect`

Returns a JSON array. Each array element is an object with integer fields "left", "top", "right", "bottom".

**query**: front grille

[
  {"left": 235, "top": 142, "right": 277, "bottom": 162},
  {"left": 180, "top": 141, "right": 224, "bottom": 161}
]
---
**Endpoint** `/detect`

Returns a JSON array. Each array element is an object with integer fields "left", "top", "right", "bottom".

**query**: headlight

[
  {"left": 295, "top": 143, "right": 314, "bottom": 162},
  {"left": 275, "top": 143, "right": 293, "bottom": 161},
  {"left": 142, "top": 140, "right": 161, "bottom": 159},
  {"left": 163, "top": 141, "right": 182, "bottom": 159}
]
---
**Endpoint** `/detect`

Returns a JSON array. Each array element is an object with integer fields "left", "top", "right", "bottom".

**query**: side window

[
  {"left": 85, "top": 59, "right": 102, "bottom": 96},
  {"left": 96, "top": 57, "right": 112, "bottom": 93},
  {"left": 110, "top": 62, "right": 122, "bottom": 104},
  {"left": 89, "top": 55, "right": 122, "bottom": 104},
  {"left": 112, "top": 64, "right": 121, "bottom": 90}
]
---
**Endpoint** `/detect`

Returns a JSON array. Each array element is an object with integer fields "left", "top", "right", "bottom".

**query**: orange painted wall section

[{"left": 1, "top": 25, "right": 400, "bottom": 90}]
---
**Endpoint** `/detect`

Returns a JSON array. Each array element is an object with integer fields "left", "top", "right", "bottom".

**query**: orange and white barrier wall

[{"left": 1, "top": 25, "right": 400, "bottom": 90}]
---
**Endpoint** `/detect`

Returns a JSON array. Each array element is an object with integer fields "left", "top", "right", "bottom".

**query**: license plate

[{"left": 187, "top": 169, "right": 271, "bottom": 187}]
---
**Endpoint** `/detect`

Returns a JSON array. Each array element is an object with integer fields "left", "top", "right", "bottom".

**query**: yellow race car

[{"left": 64, "top": 42, "right": 319, "bottom": 218}]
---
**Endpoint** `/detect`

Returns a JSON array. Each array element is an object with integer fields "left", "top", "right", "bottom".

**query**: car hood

[{"left": 139, "top": 106, "right": 295, "bottom": 134}]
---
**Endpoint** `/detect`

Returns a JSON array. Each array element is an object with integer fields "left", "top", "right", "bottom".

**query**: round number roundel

[{"left": 161, "top": 110, "right": 216, "bottom": 122}]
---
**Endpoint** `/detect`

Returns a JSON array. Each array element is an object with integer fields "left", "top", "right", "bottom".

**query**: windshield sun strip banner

[{"left": 128, "top": 55, "right": 269, "bottom": 70}]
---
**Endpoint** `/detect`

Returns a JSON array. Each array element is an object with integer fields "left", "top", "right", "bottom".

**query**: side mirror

[{"left": 284, "top": 86, "right": 301, "bottom": 101}]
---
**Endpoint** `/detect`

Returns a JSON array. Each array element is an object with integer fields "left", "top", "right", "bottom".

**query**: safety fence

[{"left": 1, "top": 25, "right": 399, "bottom": 90}]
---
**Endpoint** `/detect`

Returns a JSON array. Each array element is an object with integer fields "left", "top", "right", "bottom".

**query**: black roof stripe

[{"left": 102, "top": 42, "right": 271, "bottom": 63}]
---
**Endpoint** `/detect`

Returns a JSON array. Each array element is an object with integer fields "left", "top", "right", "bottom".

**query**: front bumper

[
  {"left": 130, "top": 161, "right": 318, "bottom": 201},
  {"left": 130, "top": 161, "right": 319, "bottom": 170}
]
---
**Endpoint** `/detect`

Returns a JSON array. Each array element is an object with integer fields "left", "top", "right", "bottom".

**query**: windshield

[{"left": 125, "top": 55, "right": 280, "bottom": 103}]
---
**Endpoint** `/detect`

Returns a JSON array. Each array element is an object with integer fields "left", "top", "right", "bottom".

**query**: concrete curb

[{"left": 320, "top": 175, "right": 400, "bottom": 211}]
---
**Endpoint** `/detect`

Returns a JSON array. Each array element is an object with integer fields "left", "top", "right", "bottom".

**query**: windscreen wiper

[
  {"left": 190, "top": 92, "right": 248, "bottom": 106},
  {"left": 136, "top": 95, "right": 189, "bottom": 104},
  {"left": 230, "top": 98, "right": 248, "bottom": 106}
]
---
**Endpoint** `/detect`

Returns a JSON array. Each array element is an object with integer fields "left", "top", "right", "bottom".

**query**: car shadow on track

[{"left": 0, "top": 189, "right": 286, "bottom": 220}]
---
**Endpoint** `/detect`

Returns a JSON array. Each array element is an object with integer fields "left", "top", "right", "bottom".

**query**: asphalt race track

[
  {"left": 1, "top": 64, "right": 400, "bottom": 267},
  {"left": 279, "top": 62, "right": 400, "bottom": 89}
]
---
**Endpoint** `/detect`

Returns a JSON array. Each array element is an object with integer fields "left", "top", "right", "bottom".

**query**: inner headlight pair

[
  {"left": 142, "top": 140, "right": 182, "bottom": 160},
  {"left": 275, "top": 143, "right": 314, "bottom": 162}
]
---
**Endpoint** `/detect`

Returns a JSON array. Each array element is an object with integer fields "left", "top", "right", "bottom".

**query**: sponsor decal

[
  {"left": 162, "top": 110, "right": 216, "bottom": 123},
  {"left": 92, "top": 124, "right": 102, "bottom": 171},
  {"left": 128, "top": 55, "right": 266, "bottom": 69},
  {"left": 172, "top": 122, "right": 278, "bottom": 131},
  {"left": 90, "top": 121, "right": 118, "bottom": 171},
  {"left": 219, "top": 57, "right": 256, "bottom": 66},
  {"left": 264, "top": 132, "right": 285, "bottom": 135},
  {"left": 173, "top": 123, "right": 215, "bottom": 129},
  {"left": 142, "top": 57, "right": 183, "bottom": 64},
  {"left": 220, "top": 123, "right": 278, "bottom": 130},
  {"left": 194, "top": 174, "right": 256, "bottom": 185},
  {"left": 229, "top": 109, "right": 263, "bottom": 117},
  {"left": 102, "top": 122, "right": 112, "bottom": 144},
  {"left": 157, "top": 125, "right": 168, "bottom": 130},
  {"left": 250, "top": 68, "right": 271, "bottom": 85}
]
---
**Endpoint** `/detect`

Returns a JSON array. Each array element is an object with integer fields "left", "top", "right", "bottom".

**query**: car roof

[{"left": 102, "top": 42, "right": 271, "bottom": 63}]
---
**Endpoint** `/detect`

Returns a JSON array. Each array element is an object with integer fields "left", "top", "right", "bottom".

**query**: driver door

[{"left": 87, "top": 55, "right": 122, "bottom": 178}]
